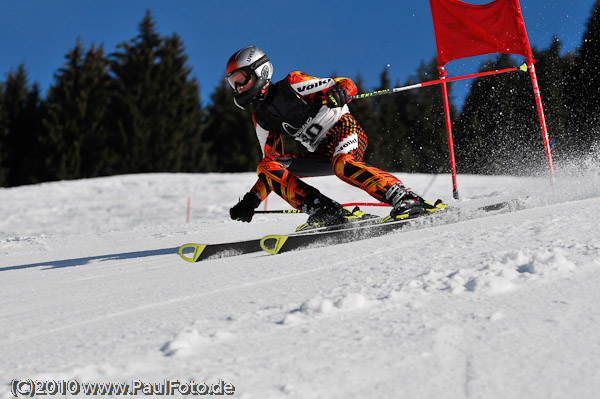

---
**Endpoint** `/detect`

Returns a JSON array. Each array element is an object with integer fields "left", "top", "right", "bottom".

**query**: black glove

[
  {"left": 324, "top": 86, "right": 350, "bottom": 108},
  {"left": 230, "top": 192, "right": 261, "bottom": 222}
]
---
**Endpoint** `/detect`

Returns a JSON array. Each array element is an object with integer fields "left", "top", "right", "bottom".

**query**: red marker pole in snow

[
  {"left": 438, "top": 66, "right": 459, "bottom": 200},
  {"left": 427, "top": 0, "right": 556, "bottom": 196},
  {"left": 528, "top": 62, "right": 555, "bottom": 181},
  {"left": 187, "top": 197, "right": 191, "bottom": 223}
]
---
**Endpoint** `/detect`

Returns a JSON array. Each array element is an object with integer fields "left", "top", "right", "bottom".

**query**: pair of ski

[{"left": 178, "top": 198, "right": 527, "bottom": 263}]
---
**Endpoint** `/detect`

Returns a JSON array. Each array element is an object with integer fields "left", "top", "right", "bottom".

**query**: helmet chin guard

[{"left": 225, "top": 46, "right": 273, "bottom": 109}]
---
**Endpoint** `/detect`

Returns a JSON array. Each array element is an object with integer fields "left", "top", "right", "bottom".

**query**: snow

[{"left": 1, "top": 163, "right": 600, "bottom": 398}]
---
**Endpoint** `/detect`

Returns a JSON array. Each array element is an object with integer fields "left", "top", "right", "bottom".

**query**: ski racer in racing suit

[{"left": 226, "top": 46, "right": 443, "bottom": 229}]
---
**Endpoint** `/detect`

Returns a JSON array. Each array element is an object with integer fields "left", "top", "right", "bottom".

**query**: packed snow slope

[{"left": 1, "top": 162, "right": 600, "bottom": 399}]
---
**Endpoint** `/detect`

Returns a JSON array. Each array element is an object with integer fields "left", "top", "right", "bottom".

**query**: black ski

[
  {"left": 178, "top": 197, "right": 528, "bottom": 262},
  {"left": 259, "top": 197, "right": 530, "bottom": 255},
  {"left": 260, "top": 216, "right": 416, "bottom": 255},
  {"left": 178, "top": 214, "right": 379, "bottom": 262},
  {"left": 178, "top": 239, "right": 263, "bottom": 262}
]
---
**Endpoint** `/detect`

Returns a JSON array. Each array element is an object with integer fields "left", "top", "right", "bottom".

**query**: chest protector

[{"left": 254, "top": 79, "right": 345, "bottom": 151}]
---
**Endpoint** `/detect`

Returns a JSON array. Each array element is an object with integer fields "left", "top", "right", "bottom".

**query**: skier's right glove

[
  {"left": 230, "top": 192, "right": 261, "bottom": 223},
  {"left": 324, "top": 86, "right": 350, "bottom": 108}
]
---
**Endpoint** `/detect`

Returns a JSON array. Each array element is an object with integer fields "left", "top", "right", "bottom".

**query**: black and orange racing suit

[{"left": 247, "top": 71, "right": 403, "bottom": 211}]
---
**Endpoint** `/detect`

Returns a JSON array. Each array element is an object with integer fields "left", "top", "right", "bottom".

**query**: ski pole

[
  {"left": 254, "top": 202, "right": 391, "bottom": 214},
  {"left": 254, "top": 209, "right": 303, "bottom": 214},
  {"left": 352, "top": 63, "right": 528, "bottom": 100}
]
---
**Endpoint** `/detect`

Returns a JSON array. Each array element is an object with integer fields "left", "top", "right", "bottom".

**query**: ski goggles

[
  {"left": 226, "top": 69, "right": 252, "bottom": 91},
  {"left": 225, "top": 55, "right": 269, "bottom": 91}
]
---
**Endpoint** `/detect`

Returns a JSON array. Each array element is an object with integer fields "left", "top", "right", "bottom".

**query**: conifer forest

[{"left": 1, "top": 6, "right": 599, "bottom": 187}]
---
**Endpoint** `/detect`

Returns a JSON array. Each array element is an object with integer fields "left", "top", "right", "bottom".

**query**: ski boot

[
  {"left": 296, "top": 192, "right": 371, "bottom": 231},
  {"left": 381, "top": 182, "right": 447, "bottom": 222}
]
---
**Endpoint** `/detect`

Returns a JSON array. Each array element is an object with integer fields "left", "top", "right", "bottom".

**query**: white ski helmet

[{"left": 225, "top": 46, "right": 273, "bottom": 109}]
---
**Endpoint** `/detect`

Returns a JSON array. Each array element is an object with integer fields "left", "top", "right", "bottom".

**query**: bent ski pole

[{"left": 352, "top": 64, "right": 528, "bottom": 100}]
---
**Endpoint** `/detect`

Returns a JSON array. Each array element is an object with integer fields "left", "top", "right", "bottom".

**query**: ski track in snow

[{"left": 1, "top": 164, "right": 600, "bottom": 398}]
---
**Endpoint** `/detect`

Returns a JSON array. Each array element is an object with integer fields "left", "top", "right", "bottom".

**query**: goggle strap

[{"left": 250, "top": 55, "right": 269, "bottom": 71}]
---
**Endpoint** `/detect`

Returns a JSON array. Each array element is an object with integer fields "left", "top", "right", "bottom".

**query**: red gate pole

[
  {"left": 438, "top": 66, "right": 460, "bottom": 200},
  {"left": 528, "top": 62, "right": 555, "bottom": 181}
]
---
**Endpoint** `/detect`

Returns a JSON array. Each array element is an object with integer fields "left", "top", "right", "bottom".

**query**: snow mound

[
  {"left": 161, "top": 326, "right": 234, "bottom": 357},
  {"left": 402, "top": 247, "right": 578, "bottom": 296},
  {"left": 279, "top": 292, "right": 373, "bottom": 325}
]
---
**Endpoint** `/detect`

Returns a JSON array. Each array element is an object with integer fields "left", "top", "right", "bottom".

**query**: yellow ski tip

[
  {"left": 260, "top": 235, "right": 288, "bottom": 254},
  {"left": 178, "top": 244, "right": 207, "bottom": 262}
]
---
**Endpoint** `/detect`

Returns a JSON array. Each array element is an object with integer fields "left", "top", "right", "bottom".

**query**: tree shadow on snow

[{"left": 0, "top": 247, "right": 180, "bottom": 272}]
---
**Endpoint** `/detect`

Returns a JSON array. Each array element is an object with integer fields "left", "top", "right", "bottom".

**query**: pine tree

[
  {"left": 455, "top": 54, "right": 540, "bottom": 174},
  {"left": 43, "top": 39, "right": 114, "bottom": 180},
  {"left": 361, "top": 67, "right": 396, "bottom": 170},
  {"left": 359, "top": 59, "right": 452, "bottom": 173},
  {"left": 0, "top": 81, "right": 8, "bottom": 186},
  {"left": 567, "top": 0, "right": 600, "bottom": 156},
  {"left": 200, "top": 80, "right": 257, "bottom": 172},
  {"left": 395, "top": 58, "right": 453, "bottom": 173},
  {"left": 109, "top": 10, "right": 203, "bottom": 173},
  {"left": 532, "top": 37, "right": 574, "bottom": 162},
  {"left": 153, "top": 33, "right": 204, "bottom": 172},
  {"left": 0, "top": 65, "right": 46, "bottom": 186}
]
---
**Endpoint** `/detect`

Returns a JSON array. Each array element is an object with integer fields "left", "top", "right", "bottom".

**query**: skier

[{"left": 226, "top": 46, "right": 444, "bottom": 229}]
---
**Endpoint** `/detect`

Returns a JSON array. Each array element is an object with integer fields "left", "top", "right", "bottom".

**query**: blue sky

[{"left": 0, "top": 0, "right": 596, "bottom": 107}]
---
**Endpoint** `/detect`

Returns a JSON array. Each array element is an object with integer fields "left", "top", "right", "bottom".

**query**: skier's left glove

[
  {"left": 230, "top": 192, "right": 261, "bottom": 222},
  {"left": 324, "top": 86, "right": 350, "bottom": 108}
]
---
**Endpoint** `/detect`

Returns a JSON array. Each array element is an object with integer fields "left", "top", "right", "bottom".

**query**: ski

[
  {"left": 178, "top": 239, "right": 264, "bottom": 262},
  {"left": 259, "top": 197, "right": 530, "bottom": 255},
  {"left": 177, "top": 215, "right": 378, "bottom": 262},
  {"left": 178, "top": 197, "right": 529, "bottom": 262},
  {"left": 260, "top": 215, "right": 417, "bottom": 255}
]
